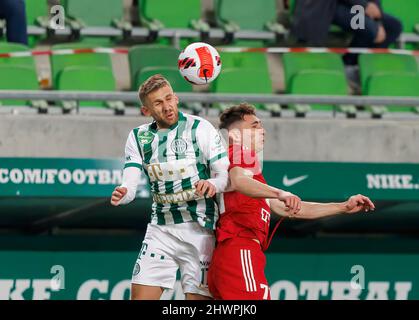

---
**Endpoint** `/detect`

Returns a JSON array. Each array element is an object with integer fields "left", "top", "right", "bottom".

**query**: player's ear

[
  {"left": 141, "top": 105, "right": 151, "bottom": 117},
  {"left": 174, "top": 94, "right": 179, "bottom": 105}
]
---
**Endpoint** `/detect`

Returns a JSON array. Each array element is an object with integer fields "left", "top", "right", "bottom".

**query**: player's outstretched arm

[
  {"left": 229, "top": 166, "right": 301, "bottom": 214},
  {"left": 270, "top": 194, "right": 375, "bottom": 219}
]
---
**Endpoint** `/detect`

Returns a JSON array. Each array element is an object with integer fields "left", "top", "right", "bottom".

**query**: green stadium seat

[
  {"left": 25, "top": 0, "right": 49, "bottom": 26},
  {"left": 220, "top": 52, "right": 269, "bottom": 71},
  {"left": 381, "top": 0, "right": 418, "bottom": 34},
  {"left": 137, "top": 67, "right": 192, "bottom": 93},
  {"left": 62, "top": 0, "right": 130, "bottom": 44},
  {"left": 0, "top": 43, "right": 35, "bottom": 68},
  {"left": 0, "top": 65, "right": 47, "bottom": 111},
  {"left": 215, "top": 0, "right": 283, "bottom": 33},
  {"left": 63, "top": 0, "right": 125, "bottom": 27},
  {"left": 128, "top": 45, "right": 180, "bottom": 90},
  {"left": 211, "top": 68, "right": 281, "bottom": 115},
  {"left": 140, "top": 0, "right": 207, "bottom": 31},
  {"left": 51, "top": 43, "right": 112, "bottom": 89},
  {"left": 289, "top": 70, "right": 352, "bottom": 116},
  {"left": 367, "top": 73, "right": 419, "bottom": 114},
  {"left": 24, "top": 0, "right": 50, "bottom": 47},
  {"left": 57, "top": 66, "right": 124, "bottom": 113},
  {"left": 282, "top": 52, "right": 345, "bottom": 92},
  {"left": 359, "top": 54, "right": 418, "bottom": 94},
  {"left": 219, "top": 52, "right": 272, "bottom": 101}
]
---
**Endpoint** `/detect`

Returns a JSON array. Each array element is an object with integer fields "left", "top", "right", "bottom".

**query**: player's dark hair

[{"left": 219, "top": 103, "right": 256, "bottom": 130}]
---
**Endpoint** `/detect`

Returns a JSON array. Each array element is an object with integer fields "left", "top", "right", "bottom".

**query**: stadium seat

[
  {"left": 289, "top": 70, "right": 353, "bottom": 116},
  {"left": 51, "top": 43, "right": 113, "bottom": 89},
  {"left": 139, "top": 0, "right": 207, "bottom": 31},
  {"left": 359, "top": 54, "right": 418, "bottom": 94},
  {"left": 137, "top": 67, "right": 192, "bottom": 93},
  {"left": 282, "top": 52, "right": 345, "bottom": 92},
  {"left": 215, "top": 0, "right": 284, "bottom": 34},
  {"left": 63, "top": 0, "right": 130, "bottom": 42},
  {"left": 381, "top": 0, "right": 418, "bottom": 34},
  {"left": 366, "top": 73, "right": 419, "bottom": 114},
  {"left": 57, "top": 66, "right": 124, "bottom": 114},
  {"left": 128, "top": 45, "right": 180, "bottom": 90},
  {"left": 0, "top": 65, "right": 47, "bottom": 112},
  {"left": 25, "top": 0, "right": 49, "bottom": 26},
  {"left": 219, "top": 52, "right": 272, "bottom": 97},
  {"left": 220, "top": 52, "right": 269, "bottom": 71},
  {"left": 24, "top": 0, "right": 50, "bottom": 47},
  {"left": 211, "top": 68, "right": 281, "bottom": 115},
  {"left": 0, "top": 43, "right": 35, "bottom": 68}
]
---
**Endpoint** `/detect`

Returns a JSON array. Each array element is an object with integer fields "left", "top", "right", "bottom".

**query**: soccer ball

[{"left": 178, "top": 42, "right": 221, "bottom": 85}]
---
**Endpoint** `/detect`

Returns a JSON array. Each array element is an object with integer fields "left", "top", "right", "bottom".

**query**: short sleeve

[{"left": 124, "top": 130, "right": 143, "bottom": 170}]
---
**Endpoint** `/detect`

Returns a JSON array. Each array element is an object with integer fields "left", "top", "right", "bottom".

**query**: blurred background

[{"left": 0, "top": 0, "right": 418, "bottom": 300}]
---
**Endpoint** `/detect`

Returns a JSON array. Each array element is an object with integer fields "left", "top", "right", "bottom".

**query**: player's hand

[
  {"left": 366, "top": 2, "right": 382, "bottom": 19},
  {"left": 278, "top": 191, "right": 301, "bottom": 215},
  {"left": 111, "top": 186, "right": 127, "bottom": 206},
  {"left": 344, "top": 194, "right": 375, "bottom": 214},
  {"left": 195, "top": 180, "right": 216, "bottom": 198}
]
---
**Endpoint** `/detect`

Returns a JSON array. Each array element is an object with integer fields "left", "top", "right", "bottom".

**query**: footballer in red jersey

[{"left": 207, "top": 103, "right": 375, "bottom": 300}]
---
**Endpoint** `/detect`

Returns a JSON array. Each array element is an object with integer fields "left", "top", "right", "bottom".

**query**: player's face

[
  {"left": 142, "top": 85, "right": 179, "bottom": 128},
  {"left": 239, "top": 114, "right": 265, "bottom": 152}
]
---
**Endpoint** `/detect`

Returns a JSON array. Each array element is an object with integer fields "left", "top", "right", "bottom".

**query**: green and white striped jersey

[{"left": 124, "top": 112, "right": 228, "bottom": 230}]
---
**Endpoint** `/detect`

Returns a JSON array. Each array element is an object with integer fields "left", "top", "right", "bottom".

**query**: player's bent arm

[
  {"left": 270, "top": 194, "right": 375, "bottom": 219},
  {"left": 117, "top": 166, "right": 142, "bottom": 205},
  {"left": 229, "top": 166, "right": 284, "bottom": 199}
]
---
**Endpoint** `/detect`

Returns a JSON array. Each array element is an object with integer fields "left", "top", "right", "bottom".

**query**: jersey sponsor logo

[
  {"left": 147, "top": 164, "right": 164, "bottom": 181},
  {"left": 137, "top": 130, "right": 155, "bottom": 145},
  {"left": 152, "top": 188, "right": 203, "bottom": 204},
  {"left": 171, "top": 138, "right": 188, "bottom": 155},
  {"left": 261, "top": 208, "right": 271, "bottom": 223},
  {"left": 146, "top": 159, "right": 199, "bottom": 182},
  {"left": 282, "top": 175, "right": 308, "bottom": 187}
]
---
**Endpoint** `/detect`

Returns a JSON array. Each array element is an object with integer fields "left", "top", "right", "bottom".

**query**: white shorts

[{"left": 131, "top": 222, "right": 215, "bottom": 297}]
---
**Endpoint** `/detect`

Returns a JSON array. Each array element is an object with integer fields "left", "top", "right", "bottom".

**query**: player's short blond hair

[
  {"left": 219, "top": 103, "right": 256, "bottom": 130},
  {"left": 139, "top": 74, "right": 172, "bottom": 106}
]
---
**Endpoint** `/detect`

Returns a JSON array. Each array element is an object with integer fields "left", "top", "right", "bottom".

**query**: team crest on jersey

[
  {"left": 171, "top": 138, "right": 188, "bottom": 155},
  {"left": 133, "top": 263, "right": 141, "bottom": 276},
  {"left": 137, "top": 130, "right": 154, "bottom": 144}
]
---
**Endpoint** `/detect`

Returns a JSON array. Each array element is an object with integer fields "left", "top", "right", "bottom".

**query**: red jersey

[{"left": 217, "top": 145, "right": 272, "bottom": 250}]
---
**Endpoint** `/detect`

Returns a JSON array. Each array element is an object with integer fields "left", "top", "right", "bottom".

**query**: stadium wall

[{"left": 1, "top": 114, "right": 418, "bottom": 163}]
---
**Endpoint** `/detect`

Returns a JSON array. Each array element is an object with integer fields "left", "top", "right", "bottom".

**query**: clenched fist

[{"left": 111, "top": 186, "right": 127, "bottom": 206}]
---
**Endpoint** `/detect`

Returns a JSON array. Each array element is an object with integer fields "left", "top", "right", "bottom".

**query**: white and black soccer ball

[{"left": 178, "top": 42, "right": 222, "bottom": 85}]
